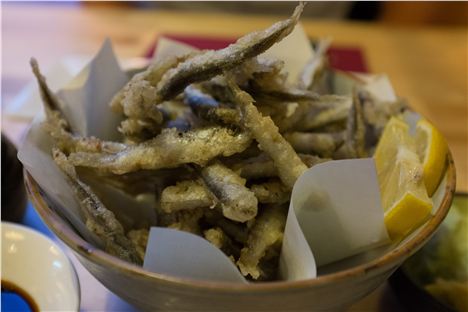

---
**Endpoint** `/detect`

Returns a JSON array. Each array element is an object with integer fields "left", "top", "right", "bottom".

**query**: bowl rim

[
  {"left": 1, "top": 221, "right": 81, "bottom": 310},
  {"left": 24, "top": 153, "right": 456, "bottom": 293}
]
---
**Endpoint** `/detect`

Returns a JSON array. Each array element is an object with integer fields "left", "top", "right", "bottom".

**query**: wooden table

[{"left": 2, "top": 3, "right": 466, "bottom": 311}]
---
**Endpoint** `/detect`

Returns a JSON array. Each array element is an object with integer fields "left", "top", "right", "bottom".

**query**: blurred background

[{"left": 87, "top": 1, "right": 468, "bottom": 25}]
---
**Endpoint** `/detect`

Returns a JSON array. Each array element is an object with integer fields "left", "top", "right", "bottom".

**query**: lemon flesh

[
  {"left": 416, "top": 118, "right": 448, "bottom": 197},
  {"left": 374, "top": 117, "right": 433, "bottom": 241}
]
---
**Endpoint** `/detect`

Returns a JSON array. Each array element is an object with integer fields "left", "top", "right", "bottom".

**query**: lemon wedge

[
  {"left": 415, "top": 118, "right": 448, "bottom": 197},
  {"left": 374, "top": 117, "right": 433, "bottom": 241}
]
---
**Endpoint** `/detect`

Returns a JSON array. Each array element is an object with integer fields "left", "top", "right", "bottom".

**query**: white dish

[{"left": 1, "top": 222, "right": 80, "bottom": 311}]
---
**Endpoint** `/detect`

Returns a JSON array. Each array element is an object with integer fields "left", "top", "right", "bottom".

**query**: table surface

[{"left": 2, "top": 3, "right": 467, "bottom": 311}]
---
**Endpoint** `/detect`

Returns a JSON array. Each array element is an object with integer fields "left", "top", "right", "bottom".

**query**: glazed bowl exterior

[{"left": 24, "top": 154, "right": 456, "bottom": 311}]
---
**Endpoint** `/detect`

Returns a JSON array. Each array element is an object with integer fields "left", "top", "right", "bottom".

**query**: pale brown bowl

[{"left": 24, "top": 154, "right": 456, "bottom": 311}]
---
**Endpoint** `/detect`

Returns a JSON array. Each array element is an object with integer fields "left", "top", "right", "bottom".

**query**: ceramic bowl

[
  {"left": 1, "top": 222, "right": 80, "bottom": 311},
  {"left": 24, "top": 153, "right": 455, "bottom": 311}
]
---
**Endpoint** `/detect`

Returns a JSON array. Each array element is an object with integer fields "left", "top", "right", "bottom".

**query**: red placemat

[{"left": 146, "top": 33, "right": 368, "bottom": 73}]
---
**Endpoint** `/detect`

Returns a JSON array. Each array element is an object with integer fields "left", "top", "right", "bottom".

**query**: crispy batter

[
  {"left": 127, "top": 228, "right": 149, "bottom": 261},
  {"left": 334, "top": 91, "right": 367, "bottom": 159},
  {"left": 201, "top": 162, "right": 258, "bottom": 222},
  {"left": 299, "top": 37, "right": 332, "bottom": 90},
  {"left": 231, "top": 153, "right": 277, "bottom": 179},
  {"left": 204, "top": 227, "right": 241, "bottom": 261},
  {"left": 232, "top": 56, "right": 287, "bottom": 93},
  {"left": 184, "top": 85, "right": 241, "bottom": 125},
  {"left": 232, "top": 153, "right": 327, "bottom": 180},
  {"left": 112, "top": 54, "right": 200, "bottom": 141},
  {"left": 158, "top": 208, "right": 204, "bottom": 235},
  {"left": 237, "top": 205, "right": 286, "bottom": 280},
  {"left": 256, "top": 94, "right": 350, "bottom": 133},
  {"left": 299, "top": 153, "right": 330, "bottom": 167},
  {"left": 204, "top": 227, "right": 225, "bottom": 249},
  {"left": 52, "top": 149, "right": 142, "bottom": 264},
  {"left": 251, "top": 180, "right": 290, "bottom": 204},
  {"left": 204, "top": 209, "right": 250, "bottom": 244},
  {"left": 284, "top": 131, "right": 344, "bottom": 157},
  {"left": 161, "top": 179, "right": 217, "bottom": 213},
  {"left": 68, "top": 127, "right": 252, "bottom": 174},
  {"left": 154, "top": 3, "right": 305, "bottom": 102},
  {"left": 295, "top": 95, "right": 351, "bottom": 131},
  {"left": 226, "top": 79, "right": 307, "bottom": 189}
]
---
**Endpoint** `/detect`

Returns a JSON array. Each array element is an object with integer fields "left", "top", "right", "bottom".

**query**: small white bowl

[{"left": 1, "top": 222, "right": 80, "bottom": 311}]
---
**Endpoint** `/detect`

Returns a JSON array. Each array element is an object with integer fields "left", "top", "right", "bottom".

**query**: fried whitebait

[
  {"left": 232, "top": 153, "right": 327, "bottom": 180},
  {"left": 203, "top": 227, "right": 240, "bottom": 261},
  {"left": 127, "top": 228, "right": 149, "bottom": 261},
  {"left": 158, "top": 208, "right": 204, "bottom": 235},
  {"left": 184, "top": 85, "right": 241, "bottom": 125},
  {"left": 232, "top": 57, "right": 287, "bottom": 92},
  {"left": 251, "top": 180, "right": 290, "bottom": 204},
  {"left": 231, "top": 153, "right": 277, "bottom": 179},
  {"left": 204, "top": 209, "right": 250, "bottom": 244},
  {"left": 161, "top": 179, "right": 217, "bottom": 213},
  {"left": 226, "top": 79, "right": 307, "bottom": 189},
  {"left": 295, "top": 95, "right": 351, "bottom": 131},
  {"left": 284, "top": 131, "right": 344, "bottom": 157},
  {"left": 201, "top": 162, "right": 258, "bottom": 222},
  {"left": 334, "top": 91, "right": 367, "bottom": 159},
  {"left": 298, "top": 37, "right": 332, "bottom": 90},
  {"left": 154, "top": 2, "right": 305, "bottom": 102},
  {"left": 237, "top": 205, "right": 286, "bottom": 280},
  {"left": 31, "top": 58, "right": 126, "bottom": 155},
  {"left": 68, "top": 127, "right": 252, "bottom": 174},
  {"left": 52, "top": 149, "right": 142, "bottom": 264},
  {"left": 256, "top": 94, "right": 350, "bottom": 133},
  {"left": 110, "top": 53, "right": 198, "bottom": 141}
]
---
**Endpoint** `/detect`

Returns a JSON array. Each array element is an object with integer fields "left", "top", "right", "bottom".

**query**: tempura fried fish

[
  {"left": 157, "top": 207, "right": 204, "bottom": 235},
  {"left": 203, "top": 227, "right": 240, "bottom": 261},
  {"left": 232, "top": 153, "right": 327, "bottom": 180},
  {"left": 31, "top": 58, "right": 127, "bottom": 155},
  {"left": 284, "top": 131, "right": 344, "bottom": 157},
  {"left": 334, "top": 90, "right": 367, "bottom": 159},
  {"left": 53, "top": 149, "right": 142, "bottom": 264},
  {"left": 184, "top": 85, "right": 241, "bottom": 126},
  {"left": 251, "top": 180, "right": 290, "bottom": 204},
  {"left": 161, "top": 179, "right": 217, "bottom": 213},
  {"left": 226, "top": 78, "right": 307, "bottom": 189},
  {"left": 201, "top": 162, "right": 258, "bottom": 222},
  {"left": 127, "top": 228, "right": 149, "bottom": 261},
  {"left": 298, "top": 37, "right": 332, "bottom": 90},
  {"left": 154, "top": 2, "right": 305, "bottom": 102},
  {"left": 110, "top": 53, "right": 199, "bottom": 141},
  {"left": 237, "top": 205, "right": 286, "bottom": 279},
  {"left": 68, "top": 127, "right": 252, "bottom": 174}
]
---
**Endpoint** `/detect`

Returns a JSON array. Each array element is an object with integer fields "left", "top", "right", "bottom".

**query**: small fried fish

[
  {"left": 161, "top": 179, "right": 217, "bottom": 213},
  {"left": 237, "top": 204, "right": 286, "bottom": 280},
  {"left": 251, "top": 179, "right": 290, "bottom": 204},
  {"left": 284, "top": 131, "right": 344, "bottom": 157},
  {"left": 226, "top": 78, "right": 307, "bottom": 189},
  {"left": 201, "top": 161, "right": 258, "bottom": 222},
  {"left": 53, "top": 149, "right": 142, "bottom": 264},
  {"left": 154, "top": 2, "right": 305, "bottom": 102},
  {"left": 68, "top": 127, "right": 252, "bottom": 174}
]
